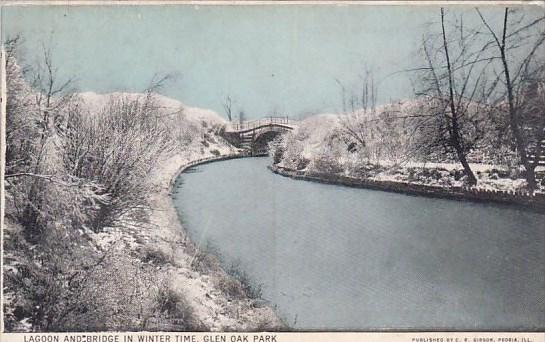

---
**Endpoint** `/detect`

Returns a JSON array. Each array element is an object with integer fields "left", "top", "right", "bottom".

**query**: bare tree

[
  {"left": 146, "top": 72, "right": 179, "bottom": 93},
  {"left": 223, "top": 95, "right": 233, "bottom": 121},
  {"left": 360, "top": 68, "right": 377, "bottom": 113},
  {"left": 413, "top": 8, "right": 500, "bottom": 186},
  {"left": 334, "top": 78, "right": 347, "bottom": 113},
  {"left": 337, "top": 71, "right": 423, "bottom": 165},
  {"left": 238, "top": 110, "right": 246, "bottom": 124},
  {"left": 337, "top": 69, "right": 378, "bottom": 160},
  {"left": 476, "top": 7, "right": 545, "bottom": 191},
  {"left": 438, "top": 8, "right": 477, "bottom": 185}
]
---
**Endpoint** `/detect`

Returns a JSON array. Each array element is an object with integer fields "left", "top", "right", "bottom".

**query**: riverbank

[
  {"left": 142, "top": 151, "right": 285, "bottom": 331},
  {"left": 269, "top": 164, "right": 545, "bottom": 212},
  {"left": 179, "top": 156, "right": 545, "bottom": 329},
  {"left": 2, "top": 79, "right": 286, "bottom": 331}
]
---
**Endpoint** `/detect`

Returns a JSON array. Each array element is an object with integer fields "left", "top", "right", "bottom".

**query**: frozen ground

[
  {"left": 84, "top": 95, "right": 283, "bottom": 330},
  {"left": 274, "top": 110, "right": 544, "bottom": 194},
  {"left": 4, "top": 91, "right": 284, "bottom": 331}
]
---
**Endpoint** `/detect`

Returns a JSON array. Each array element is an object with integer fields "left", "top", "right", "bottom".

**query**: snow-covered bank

[
  {"left": 83, "top": 93, "right": 285, "bottom": 330},
  {"left": 3, "top": 79, "right": 284, "bottom": 331},
  {"left": 83, "top": 93, "right": 284, "bottom": 330},
  {"left": 269, "top": 164, "right": 545, "bottom": 212},
  {"left": 146, "top": 152, "right": 285, "bottom": 330},
  {"left": 268, "top": 106, "right": 545, "bottom": 209}
]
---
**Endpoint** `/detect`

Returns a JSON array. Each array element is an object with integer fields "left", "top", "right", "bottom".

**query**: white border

[{"left": 1, "top": 0, "right": 544, "bottom": 338}]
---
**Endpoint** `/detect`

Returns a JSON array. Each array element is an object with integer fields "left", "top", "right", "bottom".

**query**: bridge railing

[{"left": 231, "top": 116, "right": 291, "bottom": 132}]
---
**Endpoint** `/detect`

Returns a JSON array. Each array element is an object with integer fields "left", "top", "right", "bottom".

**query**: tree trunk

[
  {"left": 499, "top": 13, "right": 536, "bottom": 190},
  {"left": 441, "top": 8, "right": 478, "bottom": 186},
  {"left": 454, "top": 144, "right": 478, "bottom": 186},
  {"left": 479, "top": 8, "right": 537, "bottom": 191}
]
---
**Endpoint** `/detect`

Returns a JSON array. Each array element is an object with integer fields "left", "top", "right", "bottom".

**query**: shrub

[
  {"left": 215, "top": 276, "right": 247, "bottom": 300},
  {"left": 312, "top": 151, "right": 343, "bottom": 174},
  {"left": 272, "top": 146, "right": 284, "bottom": 164},
  {"left": 61, "top": 94, "right": 172, "bottom": 231},
  {"left": 268, "top": 136, "right": 285, "bottom": 164},
  {"left": 190, "top": 249, "right": 217, "bottom": 275},
  {"left": 151, "top": 281, "right": 197, "bottom": 331},
  {"left": 3, "top": 44, "right": 207, "bottom": 333},
  {"left": 227, "top": 262, "right": 263, "bottom": 300},
  {"left": 141, "top": 245, "right": 173, "bottom": 265}
]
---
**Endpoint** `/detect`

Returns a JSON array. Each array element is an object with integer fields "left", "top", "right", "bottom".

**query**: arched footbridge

[{"left": 223, "top": 117, "right": 297, "bottom": 156}]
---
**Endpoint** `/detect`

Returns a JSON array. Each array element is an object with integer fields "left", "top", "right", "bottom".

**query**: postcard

[{"left": 1, "top": 1, "right": 544, "bottom": 341}]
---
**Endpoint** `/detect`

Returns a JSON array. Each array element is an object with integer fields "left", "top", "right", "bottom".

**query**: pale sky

[{"left": 1, "top": 4, "right": 525, "bottom": 119}]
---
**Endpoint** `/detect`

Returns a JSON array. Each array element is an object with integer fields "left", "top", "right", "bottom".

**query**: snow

[
  {"left": 367, "top": 165, "right": 532, "bottom": 193},
  {"left": 78, "top": 91, "right": 226, "bottom": 125},
  {"left": 388, "top": 161, "right": 507, "bottom": 172},
  {"left": 295, "top": 113, "right": 340, "bottom": 158},
  {"left": 143, "top": 148, "right": 283, "bottom": 331},
  {"left": 275, "top": 104, "right": 544, "bottom": 195},
  {"left": 39, "top": 91, "right": 282, "bottom": 330},
  {"left": 79, "top": 138, "right": 280, "bottom": 330}
]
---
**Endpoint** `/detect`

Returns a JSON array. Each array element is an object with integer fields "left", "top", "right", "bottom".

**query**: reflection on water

[{"left": 172, "top": 157, "right": 545, "bottom": 330}]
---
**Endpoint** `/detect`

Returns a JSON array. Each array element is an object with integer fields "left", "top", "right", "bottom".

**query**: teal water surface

[{"left": 172, "top": 157, "right": 545, "bottom": 330}]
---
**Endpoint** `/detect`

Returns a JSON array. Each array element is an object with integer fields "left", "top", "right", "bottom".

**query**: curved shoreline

[
  {"left": 156, "top": 155, "right": 543, "bottom": 329},
  {"left": 269, "top": 164, "right": 545, "bottom": 213},
  {"left": 147, "top": 151, "right": 285, "bottom": 331},
  {"left": 168, "top": 153, "right": 247, "bottom": 191}
]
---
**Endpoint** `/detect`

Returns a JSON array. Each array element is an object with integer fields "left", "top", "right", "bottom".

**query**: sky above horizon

[{"left": 1, "top": 4, "right": 531, "bottom": 119}]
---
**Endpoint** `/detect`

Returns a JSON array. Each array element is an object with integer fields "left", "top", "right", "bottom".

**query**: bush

[
  {"left": 141, "top": 245, "right": 173, "bottom": 265},
  {"left": 275, "top": 133, "right": 307, "bottom": 170},
  {"left": 2, "top": 47, "right": 201, "bottom": 332},
  {"left": 450, "top": 169, "right": 463, "bottom": 181},
  {"left": 190, "top": 249, "right": 218, "bottom": 275},
  {"left": 272, "top": 146, "right": 284, "bottom": 164},
  {"left": 227, "top": 262, "right": 263, "bottom": 300},
  {"left": 268, "top": 136, "right": 285, "bottom": 164},
  {"left": 61, "top": 94, "right": 172, "bottom": 231},
  {"left": 188, "top": 240, "right": 222, "bottom": 274},
  {"left": 150, "top": 281, "right": 198, "bottom": 331},
  {"left": 215, "top": 276, "right": 247, "bottom": 300},
  {"left": 312, "top": 152, "right": 343, "bottom": 174}
]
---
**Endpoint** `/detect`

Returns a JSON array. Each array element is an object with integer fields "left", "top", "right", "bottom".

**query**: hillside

[
  {"left": 4, "top": 60, "right": 283, "bottom": 331},
  {"left": 271, "top": 99, "right": 544, "bottom": 194},
  {"left": 78, "top": 91, "right": 227, "bottom": 125}
]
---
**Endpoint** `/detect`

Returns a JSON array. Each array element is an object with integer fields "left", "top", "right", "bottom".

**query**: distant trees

[
  {"left": 238, "top": 110, "right": 246, "bottom": 124},
  {"left": 338, "top": 69, "right": 378, "bottom": 156},
  {"left": 337, "top": 70, "right": 417, "bottom": 165},
  {"left": 223, "top": 95, "right": 233, "bottom": 121}
]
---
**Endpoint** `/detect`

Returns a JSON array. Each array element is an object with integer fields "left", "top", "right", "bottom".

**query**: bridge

[{"left": 223, "top": 116, "right": 297, "bottom": 155}]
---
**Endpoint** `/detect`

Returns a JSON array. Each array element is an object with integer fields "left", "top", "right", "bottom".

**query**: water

[{"left": 172, "top": 157, "right": 545, "bottom": 330}]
